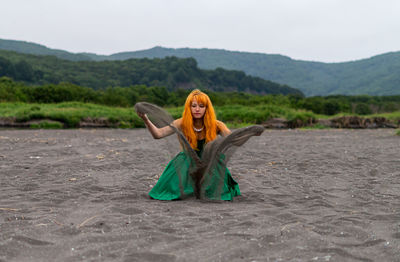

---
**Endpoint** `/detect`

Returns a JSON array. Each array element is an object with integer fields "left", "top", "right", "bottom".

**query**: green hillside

[
  {"left": 0, "top": 50, "right": 302, "bottom": 96},
  {"left": 1, "top": 38, "right": 400, "bottom": 96},
  {"left": 0, "top": 39, "right": 91, "bottom": 61},
  {"left": 105, "top": 47, "right": 400, "bottom": 96}
]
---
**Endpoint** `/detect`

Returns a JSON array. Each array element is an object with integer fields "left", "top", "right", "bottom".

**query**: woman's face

[{"left": 191, "top": 98, "right": 206, "bottom": 119}]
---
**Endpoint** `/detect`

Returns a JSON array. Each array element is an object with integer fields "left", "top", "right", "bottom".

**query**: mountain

[
  {"left": 1, "top": 38, "right": 400, "bottom": 96},
  {"left": 104, "top": 47, "right": 400, "bottom": 96},
  {"left": 0, "top": 50, "right": 302, "bottom": 96},
  {"left": 0, "top": 39, "right": 91, "bottom": 61}
]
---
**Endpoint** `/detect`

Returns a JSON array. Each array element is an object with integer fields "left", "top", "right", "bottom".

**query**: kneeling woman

[{"left": 137, "top": 89, "right": 240, "bottom": 201}]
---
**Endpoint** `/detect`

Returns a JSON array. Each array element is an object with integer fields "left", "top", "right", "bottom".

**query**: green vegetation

[
  {"left": 1, "top": 101, "right": 399, "bottom": 130},
  {"left": 215, "top": 104, "right": 313, "bottom": 125},
  {"left": 30, "top": 121, "right": 64, "bottom": 129},
  {"left": 1, "top": 77, "right": 400, "bottom": 129},
  {"left": 0, "top": 49, "right": 302, "bottom": 96},
  {"left": 2, "top": 40, "right": 399, "bottom": 129},
  {"left": 293, "top": 95, "right": 400, "bottom": 115},
  {"left": 2, "top": 77, "right": 399, "bottom": 115},
  {"left": 0, "top": 38, "right": 91, "bottom": 61},
  {"left": 396, "top": 129, "right": 400, "bottom": 136},
  {"left": 105, "top": 47, "right": 400, "bottom": 97},
  {"left": 0, "top": 102, "right": 316, "bottom": 129},
  {"left": 3, "top": 39, "right": 400, "bottom": 96},
  {"left": 1, "top": 77, "right": 400, "bottom": 126},
  {"left": 0, "top": 102, "right": 144, "bottom": 128}
]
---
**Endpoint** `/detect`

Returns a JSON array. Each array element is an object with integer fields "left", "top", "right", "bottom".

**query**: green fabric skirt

[{"left": 149, "top": 152, "right": 241, "bottom": 201}]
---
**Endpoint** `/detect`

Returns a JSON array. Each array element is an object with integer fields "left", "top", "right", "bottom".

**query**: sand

[{"left": 0, "top": 128, "right": 399, "bottom": 262}]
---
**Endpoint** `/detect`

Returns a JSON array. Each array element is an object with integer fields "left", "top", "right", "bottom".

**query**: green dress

[{"left": 149, "top": 139, "right": 241, "bottom": 201}]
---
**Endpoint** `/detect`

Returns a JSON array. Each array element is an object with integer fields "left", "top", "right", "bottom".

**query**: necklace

[{"left": 193, "top": 126, "right": 204, "bottom": 132}]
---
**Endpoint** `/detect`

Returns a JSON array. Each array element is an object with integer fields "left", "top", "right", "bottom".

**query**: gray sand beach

[{"left": 0, "top": 129, "right": 399, "bottom": 262}]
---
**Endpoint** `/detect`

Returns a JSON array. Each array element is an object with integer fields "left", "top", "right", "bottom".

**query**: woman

[{"left": 137, "top": 89, "right": 241, "bottom": 201}]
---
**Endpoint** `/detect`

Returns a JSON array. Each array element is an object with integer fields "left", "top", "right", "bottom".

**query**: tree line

[
  {"left": 0, "top": 50, "right": 302, "bottom": 96},
  {"left": 1, "top": 77, "right": 399, "bottom": 115}
]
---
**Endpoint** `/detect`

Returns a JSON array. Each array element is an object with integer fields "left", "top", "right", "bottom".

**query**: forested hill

[
  {"left": 0, "top": 39, "right": 91, "bottom": 61},
  {"left": 0, "top": 50, "right": 302, "bottom": 96},
  {"left": 104, "top": 47, "right": 400, "bottom": 97},
  {"left": 2, "top": 38, "right": 400, "bottom": 96}
]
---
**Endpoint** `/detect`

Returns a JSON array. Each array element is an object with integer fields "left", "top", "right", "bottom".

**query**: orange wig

[{"left": 181, "top": 89, "right": 217, "bottom": 150}]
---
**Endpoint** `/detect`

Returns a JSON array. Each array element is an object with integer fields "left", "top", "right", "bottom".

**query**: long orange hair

[{"left": 181, "top": 89, "right": 217, "bottom": 150}]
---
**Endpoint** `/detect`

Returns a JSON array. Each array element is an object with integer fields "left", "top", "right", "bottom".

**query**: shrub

[
  {"left": 30, "top": 121, "right": 63, "bottom": 129},
  {"left": 322, "top": 101, "right": 340, "bottom": 115},
  {"left": 355, "top": 103, "right": 372, "bottom": 115}
]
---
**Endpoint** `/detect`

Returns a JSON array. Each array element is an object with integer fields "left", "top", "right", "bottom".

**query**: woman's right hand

[{"left": 137, "top": 112, "right": 148, "bottom": 122}]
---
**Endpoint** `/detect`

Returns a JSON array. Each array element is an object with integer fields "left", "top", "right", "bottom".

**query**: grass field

[{"left": 0, "top": 102, "right": 399, "bottom": 129}]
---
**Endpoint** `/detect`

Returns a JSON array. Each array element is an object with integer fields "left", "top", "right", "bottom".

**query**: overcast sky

[{"left": 1, "top": 0, "right": 399, "bottom": 62}]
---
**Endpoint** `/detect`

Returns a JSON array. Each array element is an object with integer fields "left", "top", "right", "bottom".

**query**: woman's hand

[
  {"left": 136, "top": 110, "right": 176, "bottom": 139},
  {"left": 137, "top": 112, "right": 149, "bottom": 122}
]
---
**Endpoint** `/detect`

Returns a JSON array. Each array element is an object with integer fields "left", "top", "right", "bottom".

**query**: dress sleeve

[{"left": 216, "top": 120, "right": 231, "bottom": 137}]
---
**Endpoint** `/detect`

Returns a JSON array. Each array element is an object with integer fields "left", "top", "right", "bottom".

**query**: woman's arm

[
  {"left": 138, "top": 112, "right": 179, "bottom": 139},
  {"left": 217, "top": 120, "right": 231, "bottom": 137}
]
